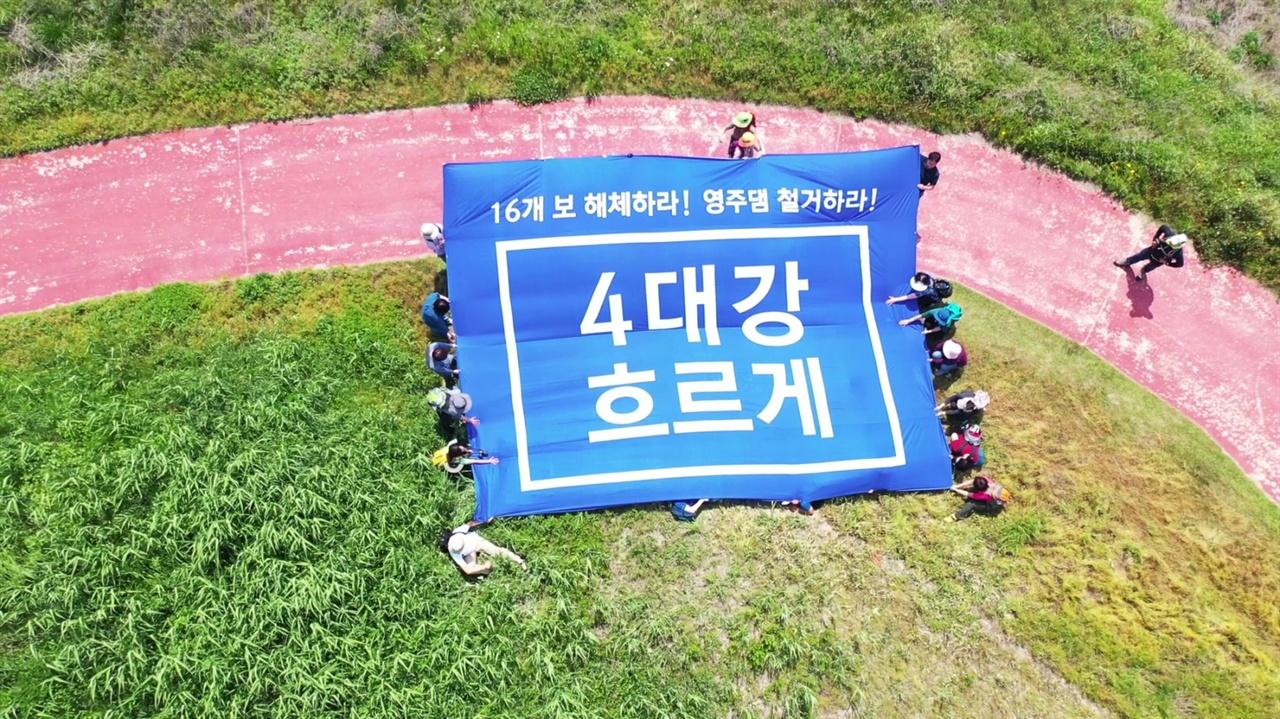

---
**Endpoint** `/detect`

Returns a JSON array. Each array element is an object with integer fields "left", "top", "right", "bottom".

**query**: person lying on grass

[
  {"left": 445, "top": 520, "right": 526, "bottom": 577},
  {"left": 946, "top": 476, "right": 1011, "bottom": 522}
]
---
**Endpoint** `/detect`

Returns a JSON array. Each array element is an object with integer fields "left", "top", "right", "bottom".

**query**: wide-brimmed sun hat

[
  {"left": 447, "top": 533, "right": 466, "bottom": 554},
  {"left": 422, "top": 222, "right": 443, "bottom": 241},
  {"left": 448, "top": 391, "right": 473, "bottom": 415},
  {"left": 942, "top": 340, "right": 964, "bottom": 360},
  {"left": 738, "top": 132, "right": 757, "bottom": 147},
  {"left": 732, "top": 112, "right": 754, "bottom": 128},
  {"left": 910, "top": 272, "right": 934, "bottom": 293}
]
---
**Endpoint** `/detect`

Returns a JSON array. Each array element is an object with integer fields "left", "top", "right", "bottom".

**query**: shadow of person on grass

[{"left": 1123, "top": 267, "right": 1154, "bottom": 319}]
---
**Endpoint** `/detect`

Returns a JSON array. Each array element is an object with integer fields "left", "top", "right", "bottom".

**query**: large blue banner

[{"left": 443, "top": 147, "right": 951, "bottom": 519}]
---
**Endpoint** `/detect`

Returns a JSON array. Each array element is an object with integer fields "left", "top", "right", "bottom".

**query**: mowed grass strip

[
  {"left": 1, "top": 264, "right": 1278, "bottom": 718},
  {"left": 1, "top": 1, "right": 1277, "bottom": 287}
]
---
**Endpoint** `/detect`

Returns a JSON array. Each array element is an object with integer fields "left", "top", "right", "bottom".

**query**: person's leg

[
  {"left": 1138, "top": 259, "right": 1162, "bottom": 277},
  {"left": 477, "top": 538, "right": 525, "bottom": 566},
  {"left": 1116, "top": 247, "right": 1153, "bottom": 267},
  {"left": 954, "top": 501, "right": 980, "bottom": 520}
]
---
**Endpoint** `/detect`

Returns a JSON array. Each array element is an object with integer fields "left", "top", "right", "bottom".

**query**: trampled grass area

[
  {"left": 0, "top": 1, "right": 1278, "bottom": 289},
  {"left": 2, "top": 263, "right": 1278, "bottom": 718}
]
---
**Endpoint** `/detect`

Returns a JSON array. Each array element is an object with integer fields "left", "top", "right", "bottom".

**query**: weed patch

[{"left": 2, "top": 268, "right": 1278, "bottom": 716}]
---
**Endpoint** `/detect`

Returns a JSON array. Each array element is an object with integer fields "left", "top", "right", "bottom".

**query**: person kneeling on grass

[
  {"left": 899, "top": 302, "right": 963, "bottom": 335},
  {"left": 949, "top": 424, "right": 986, "bottom": 471},
  {"left": 930, "top": 339, "right": 968, "bottom": 376},
  {"left": 947, "top": 476, "right": 1011, "bottom": 522},
  {"left": 443, "top": 520, "right": 526, "bottom": 577}
]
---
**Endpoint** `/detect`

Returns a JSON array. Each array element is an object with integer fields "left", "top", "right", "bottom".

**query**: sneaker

[
  {"left": 944, "top": 516, "right": 957, "bottom": 523},
  {"left": 1134, "top": 272, "right": 1145, "bottom": 281},
  {"left": 1112, "top": 260, "right": 1128, "bottom": 268}
]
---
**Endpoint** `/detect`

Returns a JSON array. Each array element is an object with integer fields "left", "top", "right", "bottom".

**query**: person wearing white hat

[
  {"left": 1113, "top": 224, "right": 1186, "bottom": 281},
  {"left": 935, "top": 389, "right": 990, "bottom": 424},
  {"left": 929, "top": 339, "right": 968, "bottom": 376},
  {"left": 444, "top": 520, "right": 525, "bottom": 577},
  {"left": 888, "top": 272, "right": 952, "bottom": 312},
  {"left": 422, "top": 222, "right": 445, "bottom": 259}
]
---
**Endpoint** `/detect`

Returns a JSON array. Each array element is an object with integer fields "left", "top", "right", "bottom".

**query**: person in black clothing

[
  {"left": 1114, "top": 225, "right": 1187, "bottom": 281},
  {"left": 918, "top": 151, "right": 942, "bottom": 196}
]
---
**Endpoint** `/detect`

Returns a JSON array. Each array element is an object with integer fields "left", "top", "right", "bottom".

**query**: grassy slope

[
  {"left": 1, "top": 264, "right": 1278, "bottom": 718},
  {"left": 0, "top": 0, "right": 1277, "bottom": 288}
]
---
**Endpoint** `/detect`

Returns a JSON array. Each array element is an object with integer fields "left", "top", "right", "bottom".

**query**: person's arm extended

[
  {"left": 886, "top": 293, "right": 919, "bottom": 305},
  {"left": 898, "top": 313, "right": 923, "bottom": 326}
]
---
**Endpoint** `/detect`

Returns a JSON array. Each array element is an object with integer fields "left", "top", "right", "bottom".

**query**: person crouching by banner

[
  {"left": 433, "top": 439, "right": 499, "bottom": 475},
  {"left": 721, "top": 111, "right": 760, "bottom": 158},
  {"left": 899, "top": 302, "right": 964, "bottom": 335},
  {"left": 427, "top": 342, "right": 460, "bottom": 388},
  {"left": 442, "top": 520, "right": 526, "bottom": 577},
  {"left": 427, "top": 387, "right": 478, "bottom": 432},
  {"left": 671, "top": 499, "right": 710, "bottom": 522},
  {"left": 930, "top": 339, "right": 968, "bottom": 377},
  {"left": 949, "top": 424, "right": 986, "bottom": 472},
  {"left": 733, "top": 132, "right": 763, "bottom": 159},
  {"left": 887, "top": 272, "right": 952, "bottom": 312},
  {"left": 936, "top": 389, "right": 990, "bottom": 426},
  {"left": 1113, "top": 225, "right": 1187, "bottom": 281},
  {"left": 421, "top": 292, "right": 455, "bottom": 342},
  {"left": 947, "top": 476, "right": 1011, "bottom": 522}
]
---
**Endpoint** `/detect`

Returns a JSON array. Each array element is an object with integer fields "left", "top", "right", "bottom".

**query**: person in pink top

[{"left": 947, "top": 476, "right": 1009, "bottom": 521}]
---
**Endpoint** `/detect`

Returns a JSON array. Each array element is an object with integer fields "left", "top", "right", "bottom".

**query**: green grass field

[
  {"left": 3, "top": 262, "right": 1278, "bottom": 718},
  {"left": 0, "top": 0, "right": 1278, "bottom": 289}
]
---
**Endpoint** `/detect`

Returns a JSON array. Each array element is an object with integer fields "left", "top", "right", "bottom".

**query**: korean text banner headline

[{"left": 443, "top": 147, "right": 952, "bottom": 518}]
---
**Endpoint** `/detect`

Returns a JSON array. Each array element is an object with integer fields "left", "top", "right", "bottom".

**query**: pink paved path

[{"left": 2, "top": 97, "right": 1277, "bottom": 502}]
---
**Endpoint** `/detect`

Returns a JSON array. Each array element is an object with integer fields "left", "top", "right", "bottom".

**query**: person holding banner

[
  {"left": 428, "top": 342, "right": 460, "bottom": 387},
  {"left": 721, "top": 111, "right": 764, "bottom": 158}
]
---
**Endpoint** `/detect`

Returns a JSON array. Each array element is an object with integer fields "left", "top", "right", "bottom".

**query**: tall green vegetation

[
  {"left": 0, "top": 0, "right": 1277, "bottom": 288},
  {"left": 2, "top": 264, "right": 1279, "bottom": 717}
]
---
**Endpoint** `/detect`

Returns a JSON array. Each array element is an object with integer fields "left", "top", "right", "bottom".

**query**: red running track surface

[{"left": 2, "top": 96, "right": 1276, "bottom": 502}]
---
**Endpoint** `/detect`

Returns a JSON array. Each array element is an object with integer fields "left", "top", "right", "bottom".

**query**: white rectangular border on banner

[{"left": 495, "top": 226, "right": 906, "bottom": 492}]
